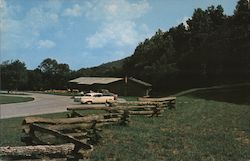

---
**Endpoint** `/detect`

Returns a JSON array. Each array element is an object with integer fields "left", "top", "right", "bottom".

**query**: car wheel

[{"left": 86, "top": 101, "right": 92, "bottom": 105}]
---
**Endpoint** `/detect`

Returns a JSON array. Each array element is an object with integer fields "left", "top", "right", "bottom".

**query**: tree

[
  {"left": 0, "top": 60, "right": 28, "bottom": 91},
  {"left": 122, "top": 0, "right": 249, "bottom": 91},
  {"left": 228, "top": 0, "right": 249, "bottom": 81},
  {"left": 38, "top": 58, "right": 71, "bottom": 89},
  {"left": 27, "top": 69, "right": 43, "bottom": 90},
  {"left": 38, "top": 58, "right": 58, "bottom": 74},
  {"left": 56, "top": 63, "right": 70, "bottom": 89}
]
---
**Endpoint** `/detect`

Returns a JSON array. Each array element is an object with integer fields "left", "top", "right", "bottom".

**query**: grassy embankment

[
  {"left": 0, "top": 95, "right": 34, "bottom": 104},
  {"left": 0, "top": 85, "right": 249, "bottom": 160}
]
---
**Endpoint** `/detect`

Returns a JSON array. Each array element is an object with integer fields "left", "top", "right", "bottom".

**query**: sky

[{"left": 0, "top": 0, "right": 238, "bottom": 70}]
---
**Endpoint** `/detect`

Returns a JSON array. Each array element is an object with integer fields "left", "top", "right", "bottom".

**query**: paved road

[
  {"left": 0, "top": 93, "right": 126, "bottom": 119},
  {"left": 0, "top": 93, "right": 79, "bottom": 119}
]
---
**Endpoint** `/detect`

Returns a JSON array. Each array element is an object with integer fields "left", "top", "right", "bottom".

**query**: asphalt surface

[{"left": 0, "top": 93, "right": 108, "bottom": 119}]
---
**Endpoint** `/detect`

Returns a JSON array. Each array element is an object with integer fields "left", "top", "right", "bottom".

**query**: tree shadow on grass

[{"left": 188, "top": 85, "right": 250, "bottom": 105}]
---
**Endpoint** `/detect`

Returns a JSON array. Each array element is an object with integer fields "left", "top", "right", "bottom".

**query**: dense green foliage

[
  {"left": 38, "top": 58, "right": 71, "bottom": 89},
  {"left": 1, "top": 58, "right": 71, "bottom": 90},
  {"left": 0, "top": 0, "right": 248, "bottom": 91},
  {"left": 72, "top": 58, "right": 125, "bottom": 78},
  {"left": 124, "top": 0, "right": 249, "bottom": 90},
  {"left": 1, "top": 60, "right": 28, "bottom": 91}
]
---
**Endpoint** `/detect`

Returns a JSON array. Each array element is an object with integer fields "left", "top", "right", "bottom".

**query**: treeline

[
  {"left": 1, "top": 59, "right": 71, "bottom": 91},
  {"left": 1, "top": 0, "right": 249, "bottom": 92},
  {"left": 123, "top": 0, "right": 249, "bottom": 90},
  {"left": 0, "top": 58, "right": 124, "bottom": 91}
]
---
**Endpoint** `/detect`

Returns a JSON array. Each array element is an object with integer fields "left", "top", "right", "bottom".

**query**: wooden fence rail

[
  {"left": 0, "top": 96, "right": 176, "bottom": 160},
  {"left": 23, "top": 113, "right": 121, "bottom": 125}
]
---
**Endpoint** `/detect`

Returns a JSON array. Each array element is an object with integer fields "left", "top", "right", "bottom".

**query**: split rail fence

[{"left": 0, "top": 96, "right": 176, "bottom": 160}]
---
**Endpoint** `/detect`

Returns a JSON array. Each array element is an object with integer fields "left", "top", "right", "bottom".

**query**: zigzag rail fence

[{"left": 0, "top": 96, "right": 176, "bottom": 161}]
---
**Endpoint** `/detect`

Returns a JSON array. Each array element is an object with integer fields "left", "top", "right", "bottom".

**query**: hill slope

[
  {"left": 73, "top": 58, "right": 126, "bottom": 78},
  {"left": 74, "top": 0, "right": 249, "bottom": 92}
]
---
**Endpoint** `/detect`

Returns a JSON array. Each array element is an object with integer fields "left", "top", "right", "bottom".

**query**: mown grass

[
  {"left": 0, "top": 92, "right": 249, "bottom": 160},
  {"left": 0, "top": 95, "right": 34, "bottom": 104},
  {"left": 91, "top": 96, "right": 250, "bottom": 160}
]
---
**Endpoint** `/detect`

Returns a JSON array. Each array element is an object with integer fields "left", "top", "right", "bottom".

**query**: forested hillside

[
  {"left": 1, "top": 0, "right": 249, "bottom": 92},
  {"left": 123, "top": 0, "right": 249, "bottom": 90},
  {"left": 77, "top": 0, "right": 249, "bottom": 91},
  {"left": 73, "top": 58, "right": 125, "bottom": 78}
]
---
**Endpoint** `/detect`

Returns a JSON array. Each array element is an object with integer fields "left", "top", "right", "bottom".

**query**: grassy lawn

[
  {"left": 188, "top": 85, "right": 250, "bottom": 105},
  {"left": 92, "top": 96, "right": 249, "bottom": 161},
  {"left": 0, "top": 87, "right": 249, "bottom": 160},
  {"left": 0, "top": 95, "right": 34, "bottom": 104}
]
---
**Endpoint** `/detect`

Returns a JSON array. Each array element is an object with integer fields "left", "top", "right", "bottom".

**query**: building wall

[
  {"left": 103, "top": 80, "right": 150, "bottom": 96},
  {"left": 69, "top": 80, "right": 150, "bottom": 96}
]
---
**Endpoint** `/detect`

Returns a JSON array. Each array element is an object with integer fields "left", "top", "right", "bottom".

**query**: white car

[{"left": 80, "top": 92, "right": 115, "bottom": 104}]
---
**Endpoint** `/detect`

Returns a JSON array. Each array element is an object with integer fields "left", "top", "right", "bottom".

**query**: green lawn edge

[{"left": 0, "top": 95, "right": 34, "bottom": 104}]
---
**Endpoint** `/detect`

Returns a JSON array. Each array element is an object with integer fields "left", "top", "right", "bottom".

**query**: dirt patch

[{"left": 235, "top": 130, "right": 250, "bottom": 145}]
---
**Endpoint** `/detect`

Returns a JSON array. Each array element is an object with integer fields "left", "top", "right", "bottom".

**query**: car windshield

[{"left": 94, "top": 94, "right": 102, "bottom": 97}]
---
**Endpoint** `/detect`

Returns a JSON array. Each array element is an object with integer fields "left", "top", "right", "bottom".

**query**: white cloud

[
  {"left": 1, "top": 0, "right": 151, "bottom": 54},
  {"left": 38, "top": 40, "right": 56, "bottom": 49},
  {"left": 84, "top": 0, "right": 150, "bottom": 21},
  {"left": 1, "top": 0, "right": 61, "bottom": 51},
  {"left": 25, "top": 7, "right": 59, "bottom": 31},
  {"left": 87, "top": 21, "right": 140, "bottom": 48},
  {"left": 0, "top": 0, "right": 5, "bottom": 9},
  {"left": 45, "top": 0, "right": 62, "bottom": 12},
  {"left": 63, "top": 4, "right": 82, "bottom": 17},
  {"left": 85, "top": 0, "right": 151, "bottom": 48}
]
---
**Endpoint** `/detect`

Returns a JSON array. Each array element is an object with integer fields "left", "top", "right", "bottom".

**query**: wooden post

[{"left": 120, "top": 110, "right": 130, "bottom": 125}]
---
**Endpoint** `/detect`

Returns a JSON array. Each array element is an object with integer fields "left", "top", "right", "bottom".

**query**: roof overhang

[{"left": 69, "top": 77, "right": 123, "bottom": 85}]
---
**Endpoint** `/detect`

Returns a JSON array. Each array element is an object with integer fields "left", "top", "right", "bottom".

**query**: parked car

[
  {"left": 102, "top": 92, "right": 118, "bottom": 100},
  {"left": 97, "top": 89, "right": 118, "bottom": 100},
  {"left": 73, "top": 91, "right": 85, "bottom": 102},
  {"left": 80, "top": 92, "right": 116, "bottom": 104}
]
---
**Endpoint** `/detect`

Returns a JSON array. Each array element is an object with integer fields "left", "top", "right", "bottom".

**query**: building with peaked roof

[
  {"left": 69, "top": 77, "right": 152, "bottom": 96},
  {"left": 69, "top": 77, "right": 123, "bottom": 85}
]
